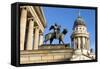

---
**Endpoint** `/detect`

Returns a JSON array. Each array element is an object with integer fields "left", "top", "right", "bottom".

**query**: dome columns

[{"left": 71, "top": 35, "right": 90, "bottom": 50}]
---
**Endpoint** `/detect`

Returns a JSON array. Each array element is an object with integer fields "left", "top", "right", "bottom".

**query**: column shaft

[
  {"left": 74, "top": 38, "right": 76, "bottom": 49},
  {"left": 39, "top": 34, "right": 43, "bottom": 46},
  {"left": 78, "top": 37, "right": 80, "bottom": 49},
  {"left": 87, "top": 38, "right": 90, "bottom": 50},
  {"left": 20, "top": 7, "right": 27, "bottom": 50},
  {"left": 85, "top": 38, "right": 87, "bottom": 49},
  {"left": 26, "top": 19, "right": 34, "bottom": 50},
  {"left": 82, "top": 37, "right": 85, "bottom": 49},
  {"left": 34, "top": 26, "right": 39, "bottom": 50}
]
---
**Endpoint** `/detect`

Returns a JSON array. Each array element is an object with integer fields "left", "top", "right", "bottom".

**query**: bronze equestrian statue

[
  {"left": 49, "top": 23, "right": 61, "bottom": 38},
  {"left": 44, "top": 23, "right": 68, "bottom": 44}
]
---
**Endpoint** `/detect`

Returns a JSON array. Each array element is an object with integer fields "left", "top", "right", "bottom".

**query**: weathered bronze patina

[{"left": 44, "top": 23, "right": 68, "bottom": 44}]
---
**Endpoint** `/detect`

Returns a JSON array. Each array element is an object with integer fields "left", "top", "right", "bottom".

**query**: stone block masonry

[{"left": 20, "top": 48, "right": 73, "bottom": 64}]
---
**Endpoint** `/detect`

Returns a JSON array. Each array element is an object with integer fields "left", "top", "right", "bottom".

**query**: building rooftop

[{"left": 73, "top": 16, "right": 86, "bottom": 29}]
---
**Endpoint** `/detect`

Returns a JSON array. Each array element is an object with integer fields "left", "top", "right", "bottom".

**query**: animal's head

[{"left": 62, "top": 28, "right": 68, "bottom": 35}]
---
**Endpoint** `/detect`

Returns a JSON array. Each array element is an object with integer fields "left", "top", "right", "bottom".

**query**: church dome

[{"left": 73, "top": 16, "right": 86, "bottom": 29}]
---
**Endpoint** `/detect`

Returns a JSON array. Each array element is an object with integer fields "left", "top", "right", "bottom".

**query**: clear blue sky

[{"left": 42, "top": 6, "right": 95, "bottom": 52}]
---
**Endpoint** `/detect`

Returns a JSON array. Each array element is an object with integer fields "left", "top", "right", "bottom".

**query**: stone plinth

[
  {"left": 20, "top": 48, "right": 73, "bottom": 64},
  {"left": 39, "top": 44, "right": 70, "bottom": 50}
]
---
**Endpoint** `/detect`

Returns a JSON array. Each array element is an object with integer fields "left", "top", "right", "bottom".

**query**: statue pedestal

[
  {"left": 39, "top": 44, "right": 70, "bottom": 50},
  {"left": 20, "top": 43, "right": 73, "bottom": 64},
  {"left": 20, "top": 48, "right": 73, "bottom": 64}
]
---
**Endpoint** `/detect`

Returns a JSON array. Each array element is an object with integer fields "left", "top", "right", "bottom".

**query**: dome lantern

[{"left": 73, "top": 10, "right": 86, "bottom": 30}]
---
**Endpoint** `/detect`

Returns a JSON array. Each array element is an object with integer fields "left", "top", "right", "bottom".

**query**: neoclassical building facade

[
  {"left": 19, "top": 6, "right": 95, "bottom": 64},
  {"left": 20, "top": 6, "right": 46, "bottom": 51},
  {"left": 20, "top": 6, "right": 74, "bottom": 64}
]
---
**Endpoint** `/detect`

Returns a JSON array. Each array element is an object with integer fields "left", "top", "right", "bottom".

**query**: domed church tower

[
  {"left": 70, "top": 11, "right": 94, "bottom": 60},
  {"left": 71, "top": 11, "right": 90, "bottom": 51}
]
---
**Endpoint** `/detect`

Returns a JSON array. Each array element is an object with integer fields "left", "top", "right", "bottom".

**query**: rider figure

[{"left": 49, "top": 23, "right": 61, "bottom": 38}]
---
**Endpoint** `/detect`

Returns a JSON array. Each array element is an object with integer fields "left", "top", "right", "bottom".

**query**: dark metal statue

[
  {"left": 49, "top": 23, "right": 61, "bottom": 38},
  {"left": 44, "top": 23, "right": 68, "bottom": 44}
]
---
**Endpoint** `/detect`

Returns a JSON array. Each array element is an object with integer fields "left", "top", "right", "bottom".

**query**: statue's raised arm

[{"left": 49, "top": 25, "right": 54, "bottom": 31}]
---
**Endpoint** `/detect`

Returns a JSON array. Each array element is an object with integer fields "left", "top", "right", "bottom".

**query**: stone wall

[{"left": 20, "top": 48, "right": 73, "bottom": 64}]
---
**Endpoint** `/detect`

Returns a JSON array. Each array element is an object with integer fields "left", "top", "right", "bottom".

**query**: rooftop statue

[
  {"left": 49, "top": 23, "right": 61, "bottom": 38},
  {"left": 44, "top": 23, "right": 68, "bottom": 44}
]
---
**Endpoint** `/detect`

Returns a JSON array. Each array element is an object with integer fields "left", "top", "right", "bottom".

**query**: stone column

[
  {"left": 82, "top": 37, "right": 85, "bottom": 49},
  {"left": 85, "top": 37, "right": 87, "bottom": 49},
  {"left": 26, "top": 18, "right": 34, "bottom": 50},
  {"left": 33, "top": 26, "right": 39, "bottom": 50},
  {"left": 39, "top": 33, "right": 43, "bottom": 46},
  {"left": 20, "top": 7, "right": 27, "bottom": 50},
  {"left": 87, "top": 38, "right": 90, "bottom": 50},
  {"left": 74, "top": 38, "right": 76, "bottom": 49},
  {"left": 77, "top": 38, "right": 78, "bottom": 49},
  {"left": 82, "top": 37, "right": 84, "bottom": 49},
  {"left": 73, "top": 38, "right": 75, "bottom": 49},
  {"left": 80, "top": 37, "right": 82, "bottom": 49},
  {"left": 78, "top": 37, "right": 80, "bottom": 49}
]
